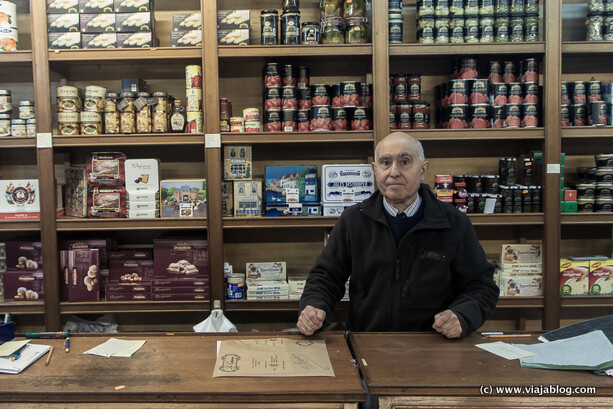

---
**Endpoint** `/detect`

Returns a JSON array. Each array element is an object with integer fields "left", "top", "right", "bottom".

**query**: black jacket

[{"left": 299, "top": 184, "right": 499, "bottom": 336}]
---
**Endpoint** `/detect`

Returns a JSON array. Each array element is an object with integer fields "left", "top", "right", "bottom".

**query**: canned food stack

[
  {"left": 415, "top": 0, "right": 539, "bottom": 44},
  {"left": 572, "top": 153, "right": 613, "bottom": 213},
  {"left": 47, "top": 0, "right": 155, "bottom": 50},
  {"left": 388, "top": 0, "right": 403, "bottom": 44},
  {"left": 81, "top": 85, "right": 106, "bottom": 136},
  {"left": 185, "top": 65, "right": 203, "bottom": 134},
  {"left": 0, "top": 90, "right": 34, "bottom": 137},
  {"left": 585, "top": 0, "right": 613, "bottom": 41},
  {"left": 561, "top": 79, "right": 612, "bottom": 127},
  {"left": 57, "top": 85, "right": 83, "bottom": 136},
  {"left": 433, "top": 57, "right": 540, "bottom": 129},
  {"left": 0, "top": 1, "right": 18, "bottom": 51},
  {"left": 320, "top": 0, "right": 369, "bottom": 44},
  {"left": 389, "top": 73, "right": 431, "bottom": 130}
]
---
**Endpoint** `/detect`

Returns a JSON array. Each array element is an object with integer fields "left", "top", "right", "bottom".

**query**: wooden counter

[
  {"left": 0, "top": 332, "right": 365, "bottom": 409},
  {"left": 349, "top": 332, "right": 613, "bottom": 409}
]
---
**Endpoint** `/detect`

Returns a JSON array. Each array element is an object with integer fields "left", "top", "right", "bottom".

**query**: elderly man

[{"left": 297, "top": 132, "right": 499, "bottom": 338}]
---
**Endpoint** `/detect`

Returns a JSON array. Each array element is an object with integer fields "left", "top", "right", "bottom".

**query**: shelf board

[
  {"left": 0, "top": 302, "right": 45, "bottom": 314},
  {"left": 0, "top": 137, "right": 37, "bottom": 148},
  {"left": 223, "top": 216, "right": 338, "bottom": 229},
  {"left": 560, "top": 296, "right": 613, "bottom": 307},
  {"left": 60, "top": 301, "right": 210, "bottom": 314},
  {"left": 56, "top": 217, "right": 207, "bottom": 231},
  {"left": 562, "top": 127, "right": 613, "bottom": 138},
  {"left": 221, "top": 131, "right": 374, "bottom": 144},
  {"left": 0, "top": 220, "right": 41, "bottom": 231},
  {"left": 562, "top": 41, "right": 613, "bottom": 54},
  {"left": 497, "top": 296, "right": 544, "bottom": 308},
  {"left": 48, "top": 47, "right": 202, "bottom": 61},
  {"left": 0, "top": 50, "right": 33, "bottom": 63},
  {"left": 561, "top": 213, "right": 613, "bottom": 224},
  {"left": 218, "top": 44, "right": 372, "bottom": 58},
  {"left": 53, "top": 133, "right": 204, "bottom": 146},
  {"left": 225, "top": 299, "right": 349, "bottom": 312},
  {"left": 409, "top": 128, "right": 545, "bottom": 141},
  {"left": 390, "top": 42, "right": 546, "bottom": 56},
  {"left": 469, "top": 213, "right": 544, "bottom": 225}
]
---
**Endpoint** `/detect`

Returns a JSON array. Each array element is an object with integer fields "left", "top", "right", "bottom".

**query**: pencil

[
  {"left": 45, "top": 346, "right": 54, "bottom": 366},
  {"left": 486, "top": 334, "right": 533, "bottom": 338}
]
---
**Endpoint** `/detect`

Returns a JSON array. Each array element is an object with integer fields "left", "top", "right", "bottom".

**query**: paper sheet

[
  {"left": 0, "top": 340, "right": 30, "bottom": 357},
  {"left": 0, "top": 343, "right": 51, "bottom": 374},
  {"left": 213, "top": 338, "right": 334, "bottom": 377},
  {"left": 476, "top": 341, "right": 536, "bottom": 360},
  {"left": 84, "top": 338, "right": 146, "bottom": 358}
]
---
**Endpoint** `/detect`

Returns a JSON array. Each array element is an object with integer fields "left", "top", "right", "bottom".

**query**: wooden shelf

[
  {"left": 562, "top": 41, "right": 613, "bottom": 54},
  {"left": 218, "top": 44, "right": 372, "bottom": 58},
  {"left": 56, "top": 218, "right": 207, "bottom": 231},
  {"left": 561, "top": 214, "right": 613, "bottom": 224},
  {"left": 53, "top": 134, "right": 204, "bottom": 147},
  {"left": 562, "top": 127, "right": 613, "bottom": 138},
  {"left": 497, "top": 297, "right": 544, "bottom": 308},
  {"left": 47, "top": 47, "right": 202, "bottom": 61},
  {"left": 409, "top": 128, "right": 545, "bottom": 141},
  {"left": 0, "top": 137, "right": 37, "bottom": 148},
  {"left": 221, "top": 131, "right": 374, "bottom": 144},
  {"left": 0, "top": 220, "right": 41, "bottom": 231},
  {"left": 0, "top": 302, "right": 45, "bottom": 314},
  {"left": 224, "top": 217, "right": 338, "bottom": 229},
  {"left": 0, "top": 50, "right": 33, "bottom": 63},
  {"left": 390, "top": 42, "right": 546, "bottom": 56},
  {"left": 225, "top": 299, "right": 349, "bottom": 312},
  {"left": 560, "top": 296, "right": 613, "bottom": 307},
  {"left": 60, "top": 301, "right": 210, "bottom": 314},
  {"left": 469, "top": 214, "right": 544, "bottom": 225}
]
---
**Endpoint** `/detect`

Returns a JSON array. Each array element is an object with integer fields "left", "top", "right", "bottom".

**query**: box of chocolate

[
  {"left": 115, "top": 12, "right": 152, "bottom": 32},
  {"left": 217, "top": 10, "right": 250, "bottom": 29},
  {"left": 500, "top": 244, "right": 542, "bottom": 264},
  {"left": 153, "top": 239, "right": 208, "bottom": 279},
  {"left": 245, "top": 262, "right": 286, "bottom": 281},
  {"left": 265, "top": 165, "right": 318, "bottom": 203},
  {"left": 151, "top": 277, "right": 209, "bottom": 287},
  {"left": 105, "top": 283, "right": 151, "bottom": 294},
  {"left": 117, "top": 31, "right": 153, "bottom": 48},
  {"left": 114, "top": 0, "right": 152, "bottom": 13},
  {"left": 265, "top": 202, "right": 321, "bottom": 217},
  {"left": 217, "top": 28, "right": 249, "bottom": 46},
  {"left": 108, "top": 249, "right": 152, "bottom": 260},
  {"left": 150, "top": 285, "right": 209, "bottom": 294},
  {"left": 82, "top": 32, "right": 117, "bottom": 48},
  {"left": 233, "top": 180, "right": 262, "bottom": 217},
  {"left": 172, "top": 13, "right": 201, "bottom": 31},
  {"left": 67, "top": 249, "right": 100, "bottom": 302},
  {"left": 88, "top": 186, "right": 127, "bottom": 218},
  {"left": 321, "top": 164, "right": 375, "bottom": 203},
  {"left": 151, "top": 293, "right": 208, "bottom": 301},
  {"left": 79, "top": 0, "right": 114, "bottom": 13},
  {"left": 48, "top": 32, "right": 81, "bottom": 49},
  {"left": 106, "top": 293, "right": 150, "bottom": 301},
  {"left": 171, "top": 29, "right": 202, "bottom": 47},
  {"left": 589, "top": 260, "right": 613, "bottom": 295},
  {"left": 0, "top": 180, "right": 40, "bottom": 221},
  {"left": 87, "top": 152, "right": 126, "bottom": 187},
  {"left": 59, "top": 239, "right": 111, "bottom": 269},
  {"left": 80, "top": 13, "right": 116, "bottom": 33},
  {"left": 5, "top": 242, "right": 42, "bottom": 270},
  {"left": 221, "top": 182, "right": 233, "bottom": 217},
  {"left": 47, "top": 0, "right": 79, "bottom": 14},
  {"left": 160, "top": 179, "right": 206, "bottom": 218},
  {"left": 223, "top": 145, "right": 252, "bottom": 180},
  {"left": 65, "top": 167, "right": 88, "bottom": 218},
  {"left": 127, "top": 192, "right": 159, "bottom": 203},
  {"left": 59, "top": 250, "right": 69, "bottom": 301},
  {"left": 2, "top": 270, "right": 44, "bottom": 301},
  {"left": 48, "top": 13, "right": 80, "bottom": 32},
  {"left": 108, "top": 259, "right": 154, "bottom": 283}
]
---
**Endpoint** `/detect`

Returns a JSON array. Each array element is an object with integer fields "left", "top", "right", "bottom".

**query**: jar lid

[
  {"left": 106, "top": 92, "right": 119, "bottom": 98},
  {"left": 137, "top": 92, "right": 150, "bottom": 97},
  {"left": 261, "top": 9, "right": 278, "bottom": 14},
  {"left": 346, "top": 17, "right": 368, "bottom": 24},
  {"left": 220, "top": 97, "right": 231, "bottom": 102},
  {"left": 152, "top": 92, "right": 167, "bottom": 97},
  {"left": 120, "top": 92, "right": 135, "bottom": 98},
  {"left": 19, "top": 101, "right": 34, "bottom": 106},
  {"left": 11, "top": 119, "right": 25, "bottom": 124}
]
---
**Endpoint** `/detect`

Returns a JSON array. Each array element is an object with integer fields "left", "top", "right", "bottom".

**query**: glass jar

[
  {"left": 320, "top": 0, "right": 343, "bottom": 19},
  {"left": 480, "top": 14, "right": 495, "bottom": 42},
  {"left": 152, "top": 92, "right": 168, "bottom": 133},
  {"left": 510, "top": 0, "right": 524, "bottom": 15},
  {"left": 434, "top": 0, "right": 450, "bottom": 17},
  {"left": 136, "top": 92, "right": 151, "bottom": 133},
  {"left": 495, "top": 15, "right": 510, "bottom": 42},
  {"left": 345, "top": 17, "right": 368, "bottom": 43},
  {"left": 19, "top": 101, "right": 35, "bottom": 120},
  {"left": 465, "top": 0, "right": 479, "bottom": 15},
  {"left": 261, "top": 10, "right": 279, "bottom": 45},
  {"left": 321, "top": 18, "right": 345, "bottom": 44},
  {"left": 417, "top": 0, "right": 435, "bottom": 17},
  {"left": 26, "top": 118, "right": 36, "bottom": 136},
  {"left": 450, "top": 17, "right": 464, "bottom": 42},
  {"left": 525, "top": 0, "right": 538, "bottom": 14},
  {"left": 587, "top": 12, "right": 604, "bottom": 41},
  {"left": 344, "top": 0, "right": 366, "bottom": 19},
  {"left": 607, "top": 0, "right": 613, "bottom": 12},
  {"left": 0, "top": 113, "right": 10, "bottom": 136},
  {"left": 119, "top": 92, "right": 136, "bottom": 134},
  {"left": 301, "top": 21, "right": 320, "bottom": 44},
  {"left": 11, "top": 119, "right": 26, "bottom": 137},
  {"left": 495, "top": 0, "right": 510, "bottom": 15},
  {"left": 524, "top": 13, "right": 539, "bottom": 41},
  {"left": 389, "top": 12, "right": 403, "bottom": 43},
  {"left": 80, "top": 111, "right": 102, "bottom": 136},
  {"left": 417, "top": 17, "right": 435, "bottom": 43},
  {"left": 510, "top": 15, "right": 524, "bottom": 42},
  {"left": 282, "top": 0, "right": 299, "bottom": 12},
  {"left": 58, "top": 112, "right": 80, "bottom": 136},
  {"left": 588, "top": 0, "right": 605, "bottom": 13},
  {"left": 480, "top": 0, "right": 495, "bottom": 15},
  {"left": 282, "top": 11, "right": 301, "bottom": 44},
  {"left": 464, "top": 15, "right": 480, "bottom": 43},
  {"left": 435, "top": 17, "right": 450, "bottom": 43},
  {"left": 104, "top": 92, "right": 120, "bottom": 134},
  {"left": 605, "top": 11, "right": 613, "bottom": 40}
]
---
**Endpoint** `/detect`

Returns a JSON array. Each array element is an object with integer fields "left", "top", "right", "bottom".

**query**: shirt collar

[{"left": 383, "top": 193, "right": 421, "bottom": 218}]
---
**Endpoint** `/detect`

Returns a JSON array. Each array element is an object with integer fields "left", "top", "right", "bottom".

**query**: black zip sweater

[{"left": 299, "top": 184, "right": 499, "bottom": 336}]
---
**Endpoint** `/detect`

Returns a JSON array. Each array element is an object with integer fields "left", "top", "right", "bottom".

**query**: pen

[
  {"left": 25, "top": 331, "right": 69, "bottom": 339},
  {"left": 9, "top": 345, "right": 26, "bottom": 361},
  {"left": 65, "top": 337, "right": 70, "bottom": 353},
  {"left": 481, "top": 332, "right": 533, "bottom": 338},
  {"left": 45, "top": 346, "right": 54, "bottom": 366}
]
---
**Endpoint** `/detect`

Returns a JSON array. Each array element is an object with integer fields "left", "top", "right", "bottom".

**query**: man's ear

[{"left": 421, "top": 161, "right": 430, "bottom": 179}]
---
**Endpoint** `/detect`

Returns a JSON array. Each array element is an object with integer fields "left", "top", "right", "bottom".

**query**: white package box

[
  {"left": 126, "top": 209, "right": 157, "bottom": 219},
  {"left": 321, "top": 164, "right": 375, "bottom": 203},
  {"left": 246, "top": 280, "right": 289, "bottom": 291},
  {"left": 125, "top": 159, "right": 160, "bottom": 192},
  {"left": 0, "top": 180, "right": 40, "bottom": 221},
  {"left": 499, "top": 273, "right": 543, "bottom": 297},
  {"left": 321, "top": 202, "right": 353, "bottom": 216},
  {"left": 127, "top": 201, "right": 158, "bottom": 212},
  {"left": 500, "top": 244, "right": 542, "bottom": 264},
  {"left": 127, "top": 192, "right": 159, "bottom": 203},
  {"left": 245, "top": 262, "right": 286, "bottom": 281}
]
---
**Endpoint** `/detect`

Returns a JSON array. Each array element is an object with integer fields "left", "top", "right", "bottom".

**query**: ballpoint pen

[
  {"left": 65, "top": 337, "right": 70, "bottom": 353},
  {"left": 10, "top": 345, "right": 25, "bottom": 362}
]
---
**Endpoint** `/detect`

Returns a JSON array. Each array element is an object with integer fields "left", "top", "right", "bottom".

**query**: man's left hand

[{"left": 432, "top": 310, "right": 462, "bottom": 339}]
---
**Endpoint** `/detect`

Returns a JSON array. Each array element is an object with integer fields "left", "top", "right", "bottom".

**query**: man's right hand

[{"left": 297, "top": 305, "right": 326, "bottom": 336}]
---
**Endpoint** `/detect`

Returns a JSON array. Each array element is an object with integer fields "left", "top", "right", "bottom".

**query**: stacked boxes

[
  {"left": 222, "top": 145, "right": 261, "bottom": 217},
  {"left": 47, "top": 0, "right": 155, "bottom": 49},
  {"left": 288, "top": 272, "right": 308, "bottom": 300},
  {"left": 0, "top": 180, "right": 40, "bottom": 220},
  {"left": 125, "top": 159, "right": 160, "bottom": 218},
  {"left": 0, "top": 0, "right": 18, "bottom": 51},
  {"left": 264, "top": 165, "right": 319, "bottom": 216},
  {"left": 59, "top": 239, "right": 111, "bottom": 301},
  {"left": 217, "top": 10, "right": 250, "bottom": 46},
  {"left": 171, "top": 12, "right": 201, "bottom": 47},
  {"left": 2, "top": 242, "right": 44, "bottom": 301},
  {"left": 320, "top": 164, "right": 374, "bottom": 216},
  {"left": 495, "top": 244, "right": 543, "bottom": 297},
  {"left": 245, "top": 261, "right": 288, "bottom": 300},
  {"left": 106, "top": 249, "right": 153, "bottom": 300}
]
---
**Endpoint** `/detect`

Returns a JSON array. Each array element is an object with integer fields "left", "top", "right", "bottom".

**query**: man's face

[{"left": 372, "top": 134, "right": 429, "bottom": 209}]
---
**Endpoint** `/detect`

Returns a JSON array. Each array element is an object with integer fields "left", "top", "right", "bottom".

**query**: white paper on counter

[
  {"left": 84, "top": 338, "right": 146, "bottom": 358},
  {"left": 476, "top": 341, "right": 536, "bottom": 360}
]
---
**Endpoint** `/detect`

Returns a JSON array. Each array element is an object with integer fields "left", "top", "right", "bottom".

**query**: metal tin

[
  {"left": 264, "top": 87, "right": 282, "bottom": 111},
  {"left": 186, "top": 111, "right": 203, "bottom": 134},
  {"left": 281, "top": 86, "right": 298, "bottom": 110},
  {"left": 298, "top": 87, "right": 311, "bottom": 110},
  {"left": 264, "top": 63, "right": 281, "bottom": 87},
  {"left": 360, "top": 83, "right": 373, "bottom": 108},
  {"left": 297, "top": 66, "right": 309, "bottom": 88},
  {"left": 577, "top": 183, "right": 596, "bottom": 199},
  {"left": 281, "top": 11, "right": 300, "bottom": 44},
  {"left": 18, "top": 101, "right": 34, "bottom": 119},
  {"left": 0, "top": 1, "right": 17, "bottom": 30},
  {"left": 0, "top": 27, "right": 18, "bottom": 51},
  {"left": 10, "top": 118, "right": 25, "bottom": 137},
  {"left": 80, "top": 111, "right": 102, "bottom": 136},
  {"left": 243, "top": 108, "right": 260, "bottom": 122},
  {"left": 495, "top": 15, "right": 510, "bottom": 42},
  {"left": 507, "top": 82, "right": 523, "bottom": 104},
  {"left": 589, "top": 101, "right": 608, "bottom": 126},
  {"left": 480, "top": 14, "right": 495, "bottom": 42},
  {"left": 84, "top": 85, "right": 107, "bottom": 112},
  {"left": 282, "top": 64, "right": 295, "bottom": 86},
  {"left": 595, "top": 167, "right": 613, "bottom": 183},
  {"left": 459, "top": 57, "right": 479, "bottom": 79},
  {"left": 448, "top": 104, "right": 468, "bottom": 129},
  {"left": 525, "top": 13, "right": 539, "bottom": 41},
  {"left": 505, "top": 103, "right": 522, "bottom": 128},
  {"left": 464, "top": 15, "right": 480, "bottom": 43},
  {"left": 297, "top": 109, "right": 310, "bottom": 132},
  {"left": 448, "top": 79, "right": 468, "bottom": 104},
  {"left": 469, "top": 79, "right": 489, "bottom": 104},
  {"left": 572, "top": 81, "right": 587, "bottom": 104},
  {"left": 450, "top": 16, "right": 464, "bottom": 42},
  {"left": 0, "top": 89, "right": 11, "bottom": 113},
  {"left": 310, "top": 105, "right": 332, "bottom": 131},
  {"left": 521, "top": 103, "right": 538, "bottom": 127},
  {"left": 469, "top": 104, "right": 490, "bottom": 128},
  {"left": 577, "top": 198, "right": 595, "bottom": 212},
  {"left": 595, "top": 183, "right": 613, "bottom": 199},
  {"left": 311, "top": 84, "right": 330, "bottom": 106},
  {"left": 264, "top": 109, "right": 282, "bottom": 132},
  {"left": 510, "top": 15, "right": 524, "bottom": 42},
  {"left": 261, "top": 9, "right": 279, "bottom": 45},
  {"left": 596, "top": 197, "right": 613, "bottom": 212},
  {"left": 389, "top": 12, "right": 403, "bottom": 44},
  {"left": 57, "top": 86, "right": 81, "bottom": 112},
  {"left": 0, "top": 113, "right": 10, "bottom": 136},
  {"left": 503, "top": 60, "right": 517, "bottom": 83},
  {"left": 588, "top": 80, "right": 603, "bottom": 102},
  {"left": 596, "top": 153, "right": 613, "bottom": 167},
  {"left": 331, "top": 107, "right": 347, "bottom": 131},
  {"left": 561, "top": 81, "right": 570, "bottom": 105},
  {"left": 282, "top": 109, "right": 297, "bottom": 132},
  {"left": 340, "top": 81, "right": 360, "bottom": 107},
  {"left": 490, "top": 82, "right": 508, "bottom": 106},
  {"left": 351, "top": 106, "right": 372, "bottom": 130},
  {"left": 524, "top": 82, "right": 539, "bottom": 104},
  {"left": 492, "top": 105, "right": 505, "bottom": 128},
  {"left": 571, "top": 103, "right": 587, "bottom": 126},
  {"left": 185, "top": 88, "right": 202, "bottom": 112},
  {"left": 185, "top": 65, "right": 202, "bottom": 89},
  {"left": 301, "top": 21, "right": 320, "bottom": 44},
  {"left": 244, "top": 121, "right": 261, "bottom": 132},
  {"left": 561, "top": 104, "right": 570, "bottom": 126}
]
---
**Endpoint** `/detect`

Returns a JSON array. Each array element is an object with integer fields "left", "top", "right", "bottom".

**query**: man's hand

[
  {"left": 297, "top": 305, "right": 326, "bottom": 336},
  {"left": 432, "top": 310, "right": 463, "bottom": 339}
]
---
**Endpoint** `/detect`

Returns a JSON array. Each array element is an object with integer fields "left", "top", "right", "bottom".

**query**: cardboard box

[
  {"left": 265, "top": 202, "right": 321, "bottom": 216},
  {"left": 67, "top": 249, "right": 100, "bottom": 302},
  {"left": 172, "top": 13, "right": 201, "bottom": 31},
  {"left": 105, "top": 283, "right": 151, "bottom": 294},
  {"left": 108, "top": 249, "right": 152, "bottom": 260},
  {"left": 151, "top": 278, "right": 209, "bottom": 287},
  {"left": 265, "top": 165, "right": 318, "bottom": 203},
  {"left": 79, "top": 0, "right": 114, "bottom": 13},
  {"left": 233, "top": 180, "right": 262, "bottom": 217},
  {"left": 560, "top": 259, "right": 590, "bottom": 296},
  {"left": 221, "top": 182, "right": 233, "bottom": 217},
  {"left": 153, "top": 239, "right": 209, "bottom": 279},
  {"left": 321, "top": 201, "right": 353, "bottom": 216},
  {"left": 321, "top": 164, "right": 375, "bottom": 203},
  {"left": 125, "top": 159, "right": 160, "bottom": 192},
  {"left": 127, "top": 201, "right": 158, "bottom": 212},
  {"left": 48, "top": 14, "right": 80, "bottom": 32},
  {"left": 59, "top": 250, "right": 69, "bottom": 301},
  {"left": 2, "top": 270, "right": 44, "bottom": 301},
  {"left": 59, "top": 239, "right": 110, "bottom": 269},
  {"left": 246, "top": 280, "right": 290, "bottom": 291},
  {"left": 223, "top": 145, "right": 252, "bottom": 180},
  {"left": 126, "top": 209, "right": 158, "bottom": 219},
  {"left": 5, "top": 242, "right": 42, "bottom": 270},
  {"left": 217, "top": 28, "right": 249, "bottom": 46},
  {"left": 151, "top": 293, "right": 208, "bottom": 301},
  {"left": 247, "top": 294, "right": 287, "bottom": 300},
  {"left": 499, "top": 273, "right": 543, "bottom": 296},
  {"left": 117, "top": 31, "right": 153, "bottom": 48},
  {"left": 47, "top": 0, "right": 79, "bottom": 14},
  {"left": 160, "top": 179, "right": 206, "bottom": 218},
  {"left": 121, "top": 78, "right": 147, "bottom": 93},
  {"left": 80, "top": 13, "right": 116, "bottom": 33},
  {"left": 114, "top": 0, "right": 152, "bottom": 13},
  {"left": 0, "top": 180, "right": 40, "bottom": 220},
  {"left": 217, "top": 10, "right": 250, "bottom": 29},
  {"left": 500, "top": 244, "right": 542, "bottom": 264},
  {"left": 150, "top": 285, "right": 209, "bottom": 294},
  {"left": 171, "top": 29, "right": 201, "bottom": 47},
  {"left": 564, "top": 189, "right": 577, "bottom": 201},
  {"left": 109, "top": 259, "right": 154, "bottom": 283},
  {"left": 589, "top": 259, "right": 613, "bottom": 295},
  {"left": 115, "top": 12, "right": 152, "bottom": 32},
  {"left": 106, "top": 293, "right": 150, "bottom": 301},
  {"left": 82, "top": 32, "right": 117, "bottom": 48},
  {"left": 245, "top": 262, "right": 286, "bottom": 281},
  {"left": 127, "top": 192, "right": 159, "bottom": 202}
]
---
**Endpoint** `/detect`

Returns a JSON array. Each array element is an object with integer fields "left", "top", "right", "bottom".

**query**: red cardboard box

[
  {"left": 2, "top": 270, "right": 44, "bottom": 301},
  {"left": 105, "top": 293, "right": 151, "bottom": 301},
  {"left": 153, "top": 239, "right": 208, "bottom": 279},
  {"left": 68, "top": 249, "right": 100, "bottom": 302},
  {"left": 564, "top": 189, "right": 577, "bottom": 201},
  {"left": 59, "top": 239, "right": 111, "bottom": 268},
  {"left": 105, "top": 283, "right": 151, "bottom": 294},
  {"left": 150, "top": 285, "right": 209, "bottom": 294},
  {"left": 109, "top": 259, "right": 154, "bottom": 283}
]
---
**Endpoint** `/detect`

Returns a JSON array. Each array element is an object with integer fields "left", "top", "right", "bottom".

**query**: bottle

[{"left": 170, "top": 99, "right": 186, "bottom": 132}]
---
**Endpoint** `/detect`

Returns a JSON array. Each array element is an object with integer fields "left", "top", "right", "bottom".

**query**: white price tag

[
  {"left": 285, "top": 188, "right": 300, "bottom": 202},
  {"left": 546, "top": 164, "right": 561, "bottom": 174},
  {"left": 205, "top": 133, "right": 221, "bottom": 148},
  {"left": 36, "top": 133, "right": 52, "bottom": 149}
]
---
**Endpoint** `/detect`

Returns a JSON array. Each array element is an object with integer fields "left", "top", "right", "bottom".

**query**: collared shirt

[{"left": 383, "top": 193, "right": 422, "bottom": 218}]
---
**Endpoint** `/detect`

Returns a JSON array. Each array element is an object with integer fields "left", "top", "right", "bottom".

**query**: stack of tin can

[
  {"left": 57, "top": 86, "right": 83, "bottom": 136},
  {"left": 0, "top": 1, "right": 18, "bottom": 51},
  {"left": 0, "top": 90, "right": 35, "bottom": 137},
  {"left": 561, "top": 79, "right": 610, "bottom": 127},
  {"left": 388, "top": 0, "right": 403, "bottom": 44},
  {"left": 575, "top": 153, "right": 613, "bottom": 213},
  {"left": 185, "top": 65, "right": 203, "bottom": 133}
]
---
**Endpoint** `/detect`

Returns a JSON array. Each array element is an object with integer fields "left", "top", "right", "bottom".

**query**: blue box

[{"left": 265, "top": 165, "right": 318, "bottom": 203}]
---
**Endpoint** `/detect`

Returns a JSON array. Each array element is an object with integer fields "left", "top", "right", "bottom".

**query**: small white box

[
  {"left": 245, "top": 262, "right": 286, "bottom": 281},
  {"left": 500, "top": 244, "right": 542, "bottom": 264},
  {"left": 125, "top": 159, "right": 160, "bottom": 192},
  {"left": 499, "top": 273, "right": 543, "bottom": 297},
  {"left": 126, "top": 209, "right": 157, "bottom": 219},
  {"left": 321, "top": 202, "right": 353, "bottom": 216}
]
